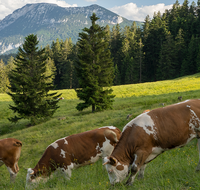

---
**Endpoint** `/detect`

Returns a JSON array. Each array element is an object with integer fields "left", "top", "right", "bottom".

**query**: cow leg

[
  {"left": 126, "top": 150, "right": 149, "bottom": 185},
  {"left": 196, "top": 138, "right": 200, "bottom": 171},
  {"left": 126, "top": 171, "right": 138, "bottom": 186},
  {"left": 6, "top": 166, "right": 17, "bottom": 182},
  {"left": 137, "top": 164, "right": 146, "bottom": 180}
]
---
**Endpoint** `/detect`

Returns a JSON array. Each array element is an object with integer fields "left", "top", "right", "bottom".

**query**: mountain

[{"left": 0, "top": 3, "right": 142, "bottom": 55}]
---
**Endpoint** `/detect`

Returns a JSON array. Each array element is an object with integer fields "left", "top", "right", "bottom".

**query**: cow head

[
  {"left": 103, "top": 156, "right": 129, "bottom": 184},
  {"left": 26, "top": 168, "right": 45, "bottom": 184},
  {"left": 26, "top": 168, "right": 36, "bottom": 184}
]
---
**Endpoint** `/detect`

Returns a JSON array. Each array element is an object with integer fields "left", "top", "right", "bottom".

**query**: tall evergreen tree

[
  {"left": 174, "top": 28, "right": 186, "bottom": 77},
  {"left": 142, "top": 12, "right": 168, "bottom": 82},
  {"left": 166, "top": 0, "right": 180, "bottom": 37},
  {"left": 4, "top": 56, "right": 15, "bottom": 93},
  {"left": 157, "top": 32, "right": 176, "bottom": 80},
  {"left": 124, "top": 56, "right": 139, "bottom": 84},
  {"left": 0, "top": 59, "right": 9, "bottom": 93},
  {"left": 7, "top": 34, "right": 61, "bottom": 125},
  {"left": 60, "top": 38, "right": 74, "bottom": 89},
  {"left": 142, "top": 15, "right": 151, "bottom": 40},
  {"left": 76, "top": 13, "right": 115, "bottom": 112},
  {"left": 181, "top": 35, "right": 199, "bottom": 76},
  {"left": 51, "top": 38, "right": 63, "bottom": 89},
  {"left": 195, "top": 0, "right": 200, "bottom": 37},
  {"left": 113, "top": 64, "right": 121, "bottom": 85},
  {"left": 44, "top": 57, "right": 56, "bottom": 84},
  {"left": 110, "top": 24, "right": 123, "bottom": 85},
  {"left": 196, "top": 44, "right": 200, "bottom": 72},
  {"left": 121, "top": 24, "right": 141, "bottom": 84}
]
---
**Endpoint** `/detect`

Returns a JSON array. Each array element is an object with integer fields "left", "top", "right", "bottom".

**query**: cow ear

[{"left": 110, "top": 156, "right": 117, "bottom": 165}]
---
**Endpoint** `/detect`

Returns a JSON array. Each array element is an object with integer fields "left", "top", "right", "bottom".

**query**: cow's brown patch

[
  {"left": 116, "top": 165, "right": 124, "bottom": 171},
  {"left": 146, "top": 126, "right": 153, "bottom": 131}
]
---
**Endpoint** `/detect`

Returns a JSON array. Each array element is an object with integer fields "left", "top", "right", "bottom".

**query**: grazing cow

[
  {"left": 26, "top": 126, "right": 121, "bottom": 186},
  {"left": 103, "top": 99, "right": 200, "bottom": 185},
  {"left": 0, "top": 138, "right": 22, "bottom": 182}
]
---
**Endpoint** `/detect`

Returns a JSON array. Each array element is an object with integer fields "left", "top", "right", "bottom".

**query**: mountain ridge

[{"left": 0, "top": 3, "right": 142, "bottom": 54}]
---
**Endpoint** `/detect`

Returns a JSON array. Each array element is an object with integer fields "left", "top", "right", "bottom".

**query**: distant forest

[{"left": 1, "top": 0, "right": 200, "bottom": 91}]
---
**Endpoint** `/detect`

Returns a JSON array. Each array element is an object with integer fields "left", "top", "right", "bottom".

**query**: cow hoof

[
  {"left": 196, "top": 165, "right": 200, "bottom": 172},
  {"left": 125, "top": 181, "right": 133, "bottom": 186},
  {"left": 137, "top": 175, "right": 144, "bottom": 180},
  {"left": 196, "top": 168, "right": 200, "bottom": 172}
]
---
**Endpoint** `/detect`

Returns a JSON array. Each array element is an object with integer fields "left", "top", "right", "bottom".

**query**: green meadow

[{"left": 1, "top": 73, "right": 200, "bottom": 189}]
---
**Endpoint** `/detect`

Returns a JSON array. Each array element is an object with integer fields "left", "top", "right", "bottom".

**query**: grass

[{"left": 0, "top": 73, "right": 200, "bottom": 189}]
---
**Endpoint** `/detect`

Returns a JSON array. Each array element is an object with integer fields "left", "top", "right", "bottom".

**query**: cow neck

[
  {"left": 33, "top": 151, "right": 52, "bottom": 176},
  {"left": 111, "top": 127, "right": 133, "bottom": 165}
]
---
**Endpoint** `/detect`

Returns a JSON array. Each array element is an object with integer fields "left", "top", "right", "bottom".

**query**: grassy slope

[{"left": 0, "top": 73, "right": 200, "bottom": 189}]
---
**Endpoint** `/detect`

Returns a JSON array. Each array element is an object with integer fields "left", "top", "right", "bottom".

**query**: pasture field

[{"left": 0, "top": 73, "right": 200, "bottom": 189}]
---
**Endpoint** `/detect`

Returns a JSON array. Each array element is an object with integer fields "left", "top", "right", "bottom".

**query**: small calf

[
  {"left": 26, "top": 126, "right": 121, "bottom": 186},
  {"left": 0, "top": 138, "right": 22, "bottom": 182}
]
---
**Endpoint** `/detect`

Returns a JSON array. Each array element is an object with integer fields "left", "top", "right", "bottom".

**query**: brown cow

[
  {"left": 103, "top": 99, "right": 200, "bottom": 185},
  {"left": 0, "top": 138, "right": 22, "bottom": 182},
  {"left": 26, "top": 126, "right": 121, "bottom": 186}
]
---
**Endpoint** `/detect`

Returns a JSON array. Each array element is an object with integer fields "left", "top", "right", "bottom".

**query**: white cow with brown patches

[
  {"left": 26, "top": 126, "right": 121, "bottom": 186},
  {"left": 104, "top": 99, "right": 200, "bottom": 185},
  {"left": 0, "top": 138, "right": 22, "bottom": 182}
]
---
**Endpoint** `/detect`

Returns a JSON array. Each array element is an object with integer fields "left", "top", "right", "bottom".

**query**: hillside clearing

[{"left": 0, "top": 73, "right": 200, "bottom": 189}]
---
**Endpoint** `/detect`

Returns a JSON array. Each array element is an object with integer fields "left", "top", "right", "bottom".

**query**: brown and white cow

[
  {"left": 26, "top": 126, "right": 121, "bottom": 185},
  {"left": 0, "top": 138, "right": 22, "bottom": 182},
  {"left": 103, "top": 99, "right": 200, "bottom": 185}
]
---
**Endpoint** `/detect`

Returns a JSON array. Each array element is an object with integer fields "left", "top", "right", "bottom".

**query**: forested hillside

[{"left": 1, "top": 0, "right": 200, "bottom": 92}]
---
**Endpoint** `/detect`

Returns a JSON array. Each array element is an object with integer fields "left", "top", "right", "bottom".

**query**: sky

[{"left": 0, "top": 0, "right": 187, "bottom": 22}]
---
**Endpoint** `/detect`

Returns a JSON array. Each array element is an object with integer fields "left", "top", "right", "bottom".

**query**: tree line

[{"left": 1, "top": 0, "right": 200, "bottom": 93}]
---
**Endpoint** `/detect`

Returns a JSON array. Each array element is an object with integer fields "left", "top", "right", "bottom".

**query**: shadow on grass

[{"left": 0, "top": 120, "right": 30, "bottom": 136}]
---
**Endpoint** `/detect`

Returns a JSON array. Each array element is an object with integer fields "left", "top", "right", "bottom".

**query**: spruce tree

[
  {"left": 7, "top": 34, "right": 61, "bottom": 125},
  {"left": 174, "top": 28, "right": 186, "bottom": 77},
  {"left": 110, "top": 24, "right": 123, "bottom": 85},
  {"left": 181, "top": 35, "right": 198, "bottom": 76},
  {"left": 51, "top": 38, "right": 63, "bottom": 89},
  {"left": 157, "top": 32, "right": 176, "bottom": 80},
  {"left": 0, "top": 59, "right": 9, "bottom": 93},
  {"left": 76, "top": 13, "right": 115, "bottom": 112},
  {"left": 60, "top": 38, "right": 74, "bottom": 89},
  {"left": 142, "top": 12, "right": 168, "bottom": 82},
  {"left": 197, "top": 44, "right": 200, "bottom": 72}
]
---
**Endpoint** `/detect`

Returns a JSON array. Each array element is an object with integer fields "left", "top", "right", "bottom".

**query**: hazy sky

[{"left": 0, "top": 0, "right": 186, "bottom": 22}]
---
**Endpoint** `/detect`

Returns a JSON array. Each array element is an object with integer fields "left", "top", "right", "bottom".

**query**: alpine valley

[{"left": 0, "top": 3, "right": 142, "bottom": 54}]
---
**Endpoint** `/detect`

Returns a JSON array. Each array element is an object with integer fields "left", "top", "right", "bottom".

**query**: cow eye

[{"left": 31, "top": 176, "right": 35, "bottom": 179}]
